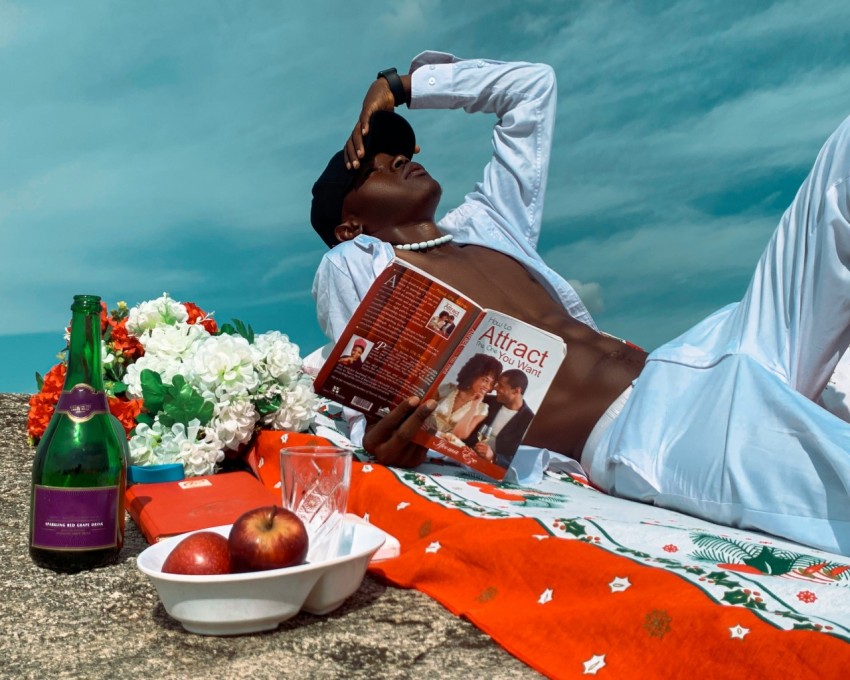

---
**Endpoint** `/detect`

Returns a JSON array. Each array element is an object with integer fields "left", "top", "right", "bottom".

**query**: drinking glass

[
  {"left": 477, "top": 424, "right": 494, "bottom": 445},
  {"left": 280, "top": 446, "right": 352, "bottom": 562}
]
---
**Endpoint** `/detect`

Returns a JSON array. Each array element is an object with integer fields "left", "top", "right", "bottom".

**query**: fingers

[
  {"left": 366, "top": 397, "right": 434, "bottom": 449},
  {"left": 344, "top": 124, "right": 365, "bottom": 170},
  {"left": 344, "top": 80, "right": 396, "bottom": 170},
  {"left": 363, "top": 397, "right": 436, "bottom": 468}
]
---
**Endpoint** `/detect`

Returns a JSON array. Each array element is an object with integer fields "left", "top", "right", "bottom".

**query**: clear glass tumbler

[{"left": 280, "top": 446, "right": 352, "bottom": 562}]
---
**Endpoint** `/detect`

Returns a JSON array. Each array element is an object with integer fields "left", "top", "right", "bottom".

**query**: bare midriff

[{"left": 398, "top": 244, "right": 647, "bottom": 460}]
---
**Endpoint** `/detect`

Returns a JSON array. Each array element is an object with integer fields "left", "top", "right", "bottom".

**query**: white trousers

[{"left": 589, "top": 114, "right": 850, "bottom": 556}]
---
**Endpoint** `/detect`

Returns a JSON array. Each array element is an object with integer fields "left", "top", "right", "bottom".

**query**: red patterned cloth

[{"left": 250, "top": 431, "right": 850, "bottom": 678}]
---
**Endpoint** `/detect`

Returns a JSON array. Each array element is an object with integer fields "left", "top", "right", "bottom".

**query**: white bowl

[{"left": 136, "top": 519, "right": 387, "bottom": 635}]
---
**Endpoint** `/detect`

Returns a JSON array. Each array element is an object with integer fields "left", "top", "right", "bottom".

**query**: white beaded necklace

[{"left": 393, "top": 234, "right": 453, "bottom": 251}]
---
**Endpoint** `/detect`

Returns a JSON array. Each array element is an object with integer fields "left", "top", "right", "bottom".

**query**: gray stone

[{"left": 0, "top": 394, "right": 542, "bottom": 680}]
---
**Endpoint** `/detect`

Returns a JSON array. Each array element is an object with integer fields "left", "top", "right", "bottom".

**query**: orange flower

[
  {"left": 110, "top": 318, "right": 143, "bottom": 359},
  {"left": 40, "top": 363, "right": 67, "bottom": 401},
  {"left": 27, "top": 363, "right": 66, "bottom": 439},
  {"left": 108, "top": 396, "right": 144, "bottom": 436},
  {"left": 100, "top": 300, "right": 114, "bottom": 332},
  {"left": 184, "top": 301, "right": 218, "bottom": 334},
  {"left": 27, "top": 393, "right": 55, "bottom": 440}
]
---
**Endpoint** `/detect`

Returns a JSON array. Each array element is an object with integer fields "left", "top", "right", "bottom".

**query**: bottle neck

[{"left": 64, "top": 305, "right": 105, "bottom": 392}]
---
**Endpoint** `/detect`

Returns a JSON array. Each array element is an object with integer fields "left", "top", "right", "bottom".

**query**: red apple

[
  {"left": 228, "top": 506, "right": 308, "bottom": 573},
  {"left": 162, "top": 531, "right": 231, "bottom": 575}
]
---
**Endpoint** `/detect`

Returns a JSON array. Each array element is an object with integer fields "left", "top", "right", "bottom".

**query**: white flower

[
  {"left": 253, "top": 331, "right": 302, "bottom": 387},
  {"left": 211, "top": 396, "right": 258, "bottom": 451},
  {"left": 109, "top": 292, "right": 316, "bottom": 478},
  {"left": 101, "top": 344, "right": 117, "bottom": 370},
  {"left": 261, "top": 378, "right": 317, "bottom": 431},
  {"left": 178, "top": 420, "right": 225, "bottom": 477},
  {"left": 126, "top": 293, "right": 188, "bottom": 336},
  {"left": 138, "top": 322, "right": 208, "bottom": 358},
  {"left": 123, "top": 354, "right": 185, "bottom": 399},
  {"left": 127, "top": 417, "right": 224, "bottom": 476},
  {"left": 184, "top": 333, "right": 259, "bottom": 399}
]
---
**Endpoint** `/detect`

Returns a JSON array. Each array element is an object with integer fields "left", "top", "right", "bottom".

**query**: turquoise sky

[{"left": 3, "top": 0, "right": 850, "bottom": 393}]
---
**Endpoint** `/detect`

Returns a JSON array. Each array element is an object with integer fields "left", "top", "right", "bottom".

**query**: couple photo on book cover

[{"left": 314, "top": 259, "right": 566, "bottom": 480}]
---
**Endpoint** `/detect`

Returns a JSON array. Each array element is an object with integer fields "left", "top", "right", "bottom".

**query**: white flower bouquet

[{"left": 28, "top": 293, "right": 318, "bottom": 477}]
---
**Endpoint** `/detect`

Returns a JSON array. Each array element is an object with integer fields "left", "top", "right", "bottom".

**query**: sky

[{"left": 2, "top": 0, "right": 850, "bottom": 393}]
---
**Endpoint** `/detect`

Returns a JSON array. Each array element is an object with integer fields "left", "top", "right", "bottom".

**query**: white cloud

[
  {"left": 567, "top": 279, "right": 604, "bottom": 315},
  {"left": 4, "top": 0, "right": 850, "bottom": 390}
]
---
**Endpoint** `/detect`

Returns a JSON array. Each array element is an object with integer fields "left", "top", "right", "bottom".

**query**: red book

[
  {"left": 126, "top": 471, "right": 279, "bottom": 543},
  {"left": 313, "top": 259, "right": 566, "bottom": 480}
]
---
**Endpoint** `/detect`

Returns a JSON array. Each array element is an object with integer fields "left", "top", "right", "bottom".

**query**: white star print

[
  {"left": 363, "top": 513, "right": 370, "bottom": 522},
  {"left": 533, "top": 534, "right": 549, "bottom": 541},
  {"left": 362, "top": 464, "right": 373, "bottom": 473},
  {"left": 425, "top": 541, "right": 441, "bottom": 554},
  {"left": 396, "top": 502, "right": 410, "bottom": 511},
  {"left": 538, "top": 588, "right": 554, "bottom": 604},
  {"left": 729, "top": 625, "right": 749, "bottom": 640},
  {"left": 609, "top": 577, "right": 631, "bottom": 593},
  {"left": 583, "top": 654, "right": 606, "bottom": 675}
]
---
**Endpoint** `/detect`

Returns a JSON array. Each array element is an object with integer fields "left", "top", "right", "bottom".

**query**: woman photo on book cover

[
  {"left": 337, "top": 336, "right": 369, "bottom": 370},
  {"left": 424, "top": 353, "right": 502, "bottom": 446}
]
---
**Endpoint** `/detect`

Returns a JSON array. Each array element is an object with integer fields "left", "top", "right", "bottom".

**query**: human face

[
  {"left": 350, "top": 345, "right": 364, "bottom": 359},
  {"left": 470, "top": 374, "right": 495, "bottom": 399},
  {"left": 341, "top": 152, "right": 442, "bottom": 240},
  {"left": 494, "top": 376, "right": 519, "bottom": 406}
]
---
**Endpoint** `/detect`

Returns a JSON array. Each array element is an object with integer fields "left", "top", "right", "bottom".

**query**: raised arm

[
  {"left": 410, "top": 51, "right": 556, "bottom": 250},
  {"left": 341, "top": 52, "right": 557, "bottom": 250}
]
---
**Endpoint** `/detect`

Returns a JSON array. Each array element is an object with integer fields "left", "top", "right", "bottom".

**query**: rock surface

[{"left": 0, "top": 394, "right": 541, "bottom": 679}]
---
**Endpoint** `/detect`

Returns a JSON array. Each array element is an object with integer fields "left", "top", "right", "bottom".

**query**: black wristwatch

[{"left": 377, "top": 67, "right": 408, "bottom": 107}]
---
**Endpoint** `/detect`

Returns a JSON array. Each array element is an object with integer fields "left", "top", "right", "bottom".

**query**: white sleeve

[
  {"left": 408, "top": 51, "right": 557, "bottom": 251},
  {"left": 312, "top": 236, "right": 395, "bottom": 343}
]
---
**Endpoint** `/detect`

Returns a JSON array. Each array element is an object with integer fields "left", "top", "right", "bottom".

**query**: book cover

[
  {"left": 126, "top": 471, "right": 279, "bottom": 543},
  {"left": 314, "top": 260, "right": 567, "bottom": 480}
]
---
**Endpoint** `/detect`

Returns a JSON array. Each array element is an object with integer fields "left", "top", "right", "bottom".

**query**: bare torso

[{"left": 398, "top": 243, "right": 647, "bottom": 460}]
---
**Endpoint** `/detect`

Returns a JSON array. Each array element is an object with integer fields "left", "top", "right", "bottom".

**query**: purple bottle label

[
  {"left": 31, "top": 486, "right": 119, "bottom": 550},
  {"left": 55, "top": 384, "right": 109, "bottom": 422}
]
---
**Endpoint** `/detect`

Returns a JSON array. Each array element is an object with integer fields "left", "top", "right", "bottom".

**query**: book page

[
  {"left": 412, "top": 309, "right": 567, "bottom": 480},
  {"left": 313, "top": 260, "right": 484, "bottom": 419}
]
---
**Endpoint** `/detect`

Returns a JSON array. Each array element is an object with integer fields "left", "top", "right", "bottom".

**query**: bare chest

[{"left": 397, "top": 245, "right": 567, "bottom": 327}]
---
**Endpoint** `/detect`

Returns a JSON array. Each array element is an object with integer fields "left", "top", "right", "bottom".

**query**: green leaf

[
  {"left": 705, "top": 571, "right": 741, "bottom": 589},
  {"left": 218, "top": 318, "right": 254, "bottom": 344},
  {"left": 140, "top": 369, "right": 166, "bottom": 415},
  {"left": 35, "top": 371, "right": 44, "bottom": 392},
  {"left": 255, "top": 395, "right": 282, "bottom": 417},
  {"left": 161, "top": 376, "right": 214, "bottom": 427},
  {"left": 559, "top": 519, "right": 587, "bottom": 538},
  {"left": 111, "top": 381, "right": 128, "bottom": 396},
  {"left": 722, "top": 589, "right": 767, "bottom": 610},
  {"left": 742, "top": 546, "right": 795, "bottom": 575},
  {"left": 135, "top": 412, "right": 154, "bottom": 427}
]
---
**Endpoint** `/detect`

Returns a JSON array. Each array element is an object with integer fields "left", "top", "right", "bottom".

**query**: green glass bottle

[{"left": 29, "top": 295, "right": 127, "bottom": 572}]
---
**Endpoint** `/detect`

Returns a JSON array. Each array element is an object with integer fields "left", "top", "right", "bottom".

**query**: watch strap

[{"left": 377, "top": 67, "right": 408, "bottom": 107}]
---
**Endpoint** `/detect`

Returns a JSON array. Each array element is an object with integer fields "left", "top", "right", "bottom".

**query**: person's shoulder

[{"left": 318, "top": 235, "right": 395, "bottom": 276}]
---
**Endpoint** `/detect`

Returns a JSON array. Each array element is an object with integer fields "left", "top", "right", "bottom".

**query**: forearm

[{"left": 406, "top": 51, "right": 557, "bottom": 249}]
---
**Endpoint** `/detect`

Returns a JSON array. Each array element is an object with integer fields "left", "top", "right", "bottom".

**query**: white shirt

[{"left": 312, "top": 51, "right": 593, "bottom": 484}]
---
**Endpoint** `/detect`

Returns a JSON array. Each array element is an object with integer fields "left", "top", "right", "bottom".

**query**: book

[
  {"left": 126, "top": 471, "right": 279, "bottom": 543},
  {"left": 313, "top": 259, "right": 567, "bottom": 480}
]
